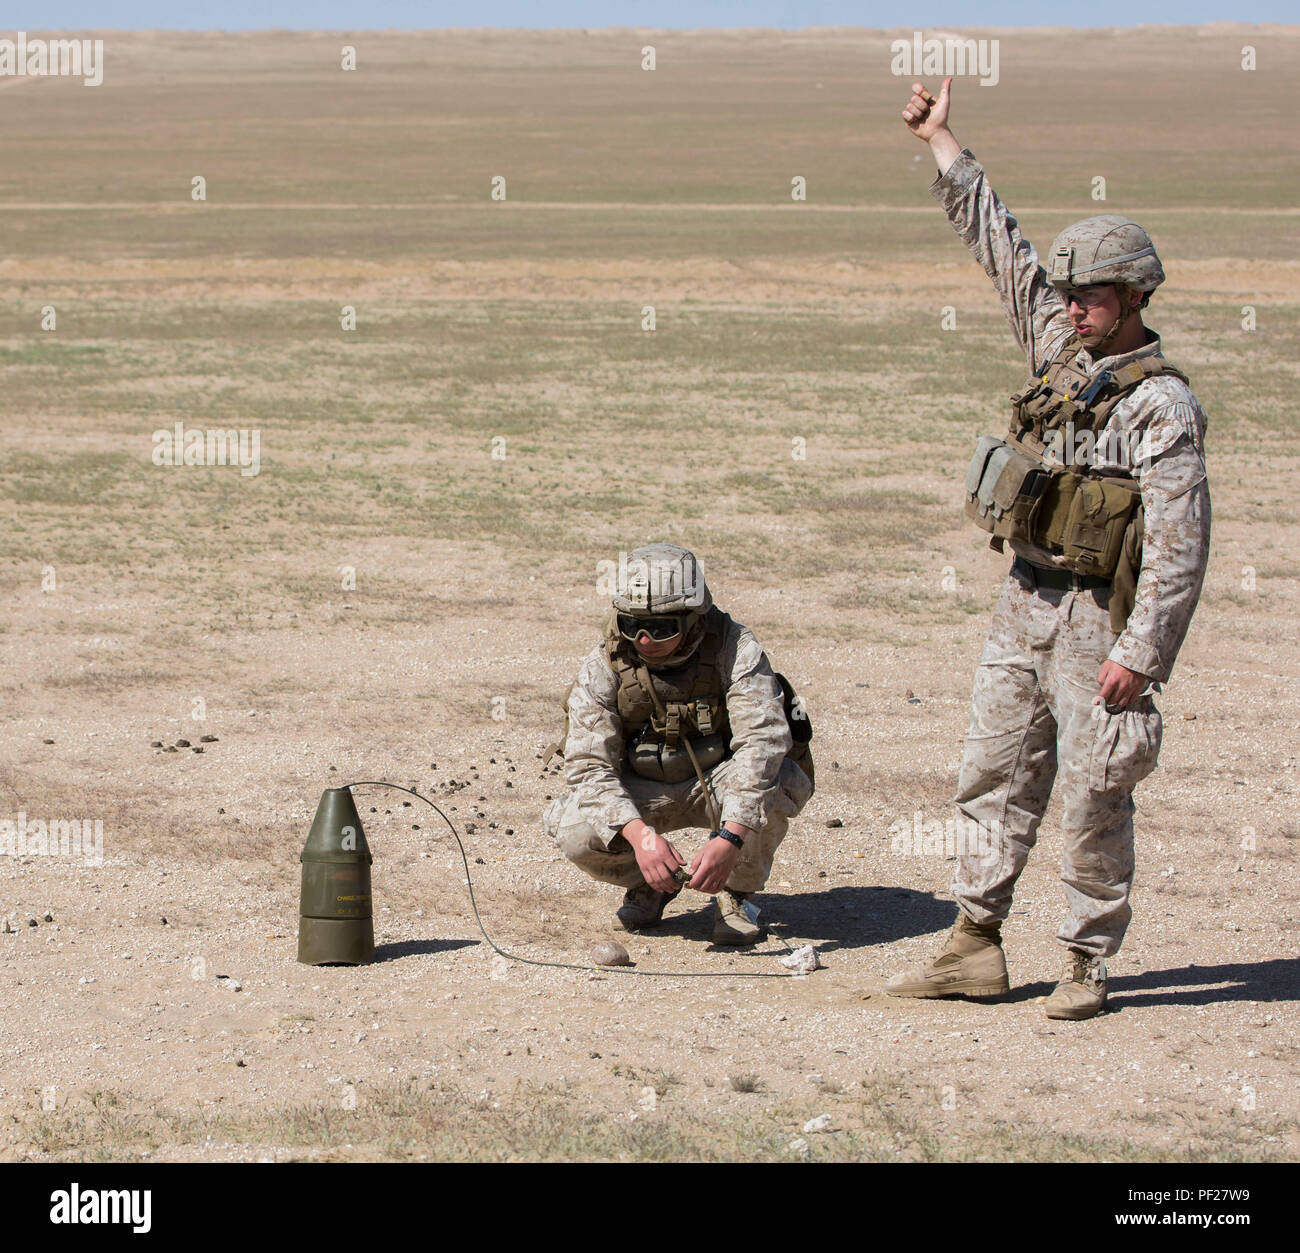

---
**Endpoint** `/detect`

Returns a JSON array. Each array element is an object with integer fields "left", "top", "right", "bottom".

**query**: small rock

[
  {"left": 236, "top": 1058, "right": 246, "bottom": 1067},
  {"left": 43, "top": 738, "right": 55, "bottom": 745},
  {"left": 160, "top": 917, "right": 168, "bottom": 925},
  {"left": 1183, "top": 712, "right": 1197, "bottom": 721},
  {"left": 781, "top": 945, "right": 822, "bottom": 976},
  {"left": 215, "top": 975, "right": 242, "bottom": 992},
  {"left": 802, "top": 1113, "right": 832, "bottom": 1134},
  {"left": 150, "top": 741, "right": 163, "bottom": 748},
  {"left": 904, "top": 690, "right": 914, "bottom": 700},
  {"left": 175, "top": 739, "right": 191, "bottom": 748},
  {"left": 192, "top": 746, "right": 204, "bottom": 753},
  {"left": 200, "top": 735, "right": 218, "bottom": 743},
  {"left": 164, "top": 746, "right": 178, "bottom": 753},
  {"left": 826, "top": 818, "right": 843, "bottom": 829},
  {"left": 43, "top": 913, "right": 53, "bottom": 922},
  {"left": 592, "top": 941, "right": 631, "bottom": 967},
  {"left": 217, "top": 807, "right": 225, "bottom": 814},
  {"left": 27, "top": 919, "right": 37, "bottom": 927},
  {"left": 474, "top": 857, "right": 485, "bottom": 865}
]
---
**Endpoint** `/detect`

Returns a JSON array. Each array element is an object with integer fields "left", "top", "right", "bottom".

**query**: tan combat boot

[
  {"left": 1044, "top": 949, "right": 1107, "bottom": 1020},
  {"left": 615, "top": 883, "right": 678, "bottom": 931},
  {"left": 712, "top": 890, "right": 763, "bottom": 945},
  {"left": 885, "top": 914, "right": 1010, "bottom": 999}
]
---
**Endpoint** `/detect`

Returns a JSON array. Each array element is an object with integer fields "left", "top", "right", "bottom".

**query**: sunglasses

[{"left": 617, "top": 613, "right": 684, "bottom": 643}]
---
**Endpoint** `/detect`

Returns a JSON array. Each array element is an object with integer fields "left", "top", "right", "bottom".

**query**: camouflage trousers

[
  {"left": 545, "top": 756, "right": 812, "bottom": 894},
  {"left": 952, "top": 561, "right": 1163, "bottom": 957}
]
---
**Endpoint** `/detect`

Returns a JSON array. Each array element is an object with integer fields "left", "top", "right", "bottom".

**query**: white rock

[
  {"left": 781, "top": 945, "right": 822, "bottom": 976},
  {"left": 802, "top": 1114, "right": 832, "bottom": 1134},
  {"left": 787, "top": 1137, "right": 810, "bottom": 1158},
  {"left": 637, "top": 1086, "right": 657, "bottom": 1113}
]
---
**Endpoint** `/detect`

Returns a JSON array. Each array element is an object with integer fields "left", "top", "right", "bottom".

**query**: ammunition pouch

[
  {"left": 628, "top": 729, "right": 728, "bottom": 783},
  {"left": 964, "top": 435, "right": 1052, "bottom": 541},
  {"left": 965, "top": 436, "right": 1141, "bottom": 580},
  {"left": 1049, "top": 473, "right": 1141, "bottom": 578}
]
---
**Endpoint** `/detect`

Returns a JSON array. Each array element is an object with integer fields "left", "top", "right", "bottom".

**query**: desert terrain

[{"left": 1, "top": 25, "right": 1297, "bottom": 1161}]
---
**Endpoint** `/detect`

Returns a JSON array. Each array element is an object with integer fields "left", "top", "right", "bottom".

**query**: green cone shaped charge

[{"left": 297, "top": 787, "right": 374, "bottom": 965}]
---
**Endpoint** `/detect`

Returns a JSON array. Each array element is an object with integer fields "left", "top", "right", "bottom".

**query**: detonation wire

[{"left": 344, "top": 781, "right": 799, "bottom": 979}]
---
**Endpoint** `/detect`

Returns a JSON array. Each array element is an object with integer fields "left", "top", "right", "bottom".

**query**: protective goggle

[
  {"left": 617, "top": 613, "right": 685, "bottom": 643},
  {"left": 1059, "top": 285, "right": 1116, "bottom": 309}
]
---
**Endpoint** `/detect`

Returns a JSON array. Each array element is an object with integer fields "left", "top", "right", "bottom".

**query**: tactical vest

[
  {"left": 606, "top": 607, "right": 732, "bottom": 784},
  {"left": 965, "top": 336, "right": 1187, "bottom": 585},
  {"left": 544, "top": 609, "right": 815, "bottom": 795}
]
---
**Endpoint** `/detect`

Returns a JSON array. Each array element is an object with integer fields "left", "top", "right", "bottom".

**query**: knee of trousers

[
  {"left": 547, "top": 794, "right": 609, "bottom": 862},
  {"left": 1060, "top": 825, "right": 1136, "bottom": 893}
]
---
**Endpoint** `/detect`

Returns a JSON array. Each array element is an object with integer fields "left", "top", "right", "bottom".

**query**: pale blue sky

[{"left": 7, "top": 1, "right": 1292, "bottom": 30}]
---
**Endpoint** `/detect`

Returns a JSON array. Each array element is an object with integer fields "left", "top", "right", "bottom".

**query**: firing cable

[{"left": 344, "top": 781, "right": 802, "bottom": 979}]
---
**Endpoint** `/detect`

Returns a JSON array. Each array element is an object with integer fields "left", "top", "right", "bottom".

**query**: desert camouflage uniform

[
  {"left": 544, "top": 612, "right": 812, "bottom": 894},
  {"left": 934, "top": 150, "right": 1212, "bottom": 956}
]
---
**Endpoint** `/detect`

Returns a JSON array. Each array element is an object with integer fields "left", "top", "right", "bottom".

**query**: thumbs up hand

[{"left": 902, "top": 76, "right": 953, "bottom": 141}]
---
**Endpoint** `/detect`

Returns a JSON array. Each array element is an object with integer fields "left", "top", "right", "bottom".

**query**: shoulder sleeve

[
  {"left": 716, "top": 622, "right": 792, "bottom": 832},
  {"left": 930, "top": 149, "right": 1074, "bottom": 373},
  {"left": 563, "top": 647, "right": 641, "bottom": 842},
  {"left": 1109, "top": 394, "right": 1212, "bottom": 682}
]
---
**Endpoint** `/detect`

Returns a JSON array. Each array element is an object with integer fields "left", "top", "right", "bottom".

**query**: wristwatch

[{"left": 709, "top": 828, "right": 745, "bottom": 850}]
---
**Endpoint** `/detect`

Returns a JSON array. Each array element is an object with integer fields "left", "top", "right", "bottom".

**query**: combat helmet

[
  {"left": 1046, "top": 216, "right": 1165, "bottom": 301},
  {"left": 610, "top": 543, "right": 713, "bottom": 665}
]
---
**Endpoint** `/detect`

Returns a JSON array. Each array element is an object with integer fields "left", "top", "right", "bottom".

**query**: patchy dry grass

[{"left": 17, "top": 1077, "right": 1295, "bottom": 1163}]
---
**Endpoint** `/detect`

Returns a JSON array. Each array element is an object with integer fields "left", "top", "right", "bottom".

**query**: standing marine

[
  {"left": 543, "top": 543, "right": 814, "bottom": 945},
  {"left": 886, "top": 79, "right": 1212, "bottom": 1019}
]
